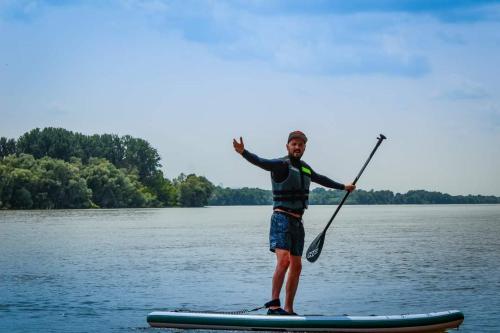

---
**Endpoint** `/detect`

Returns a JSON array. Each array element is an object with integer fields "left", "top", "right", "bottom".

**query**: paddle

[{"left": 306, "top": 134, "right": 387, "bottom": 263}]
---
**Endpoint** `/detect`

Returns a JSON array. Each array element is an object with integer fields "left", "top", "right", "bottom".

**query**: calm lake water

[{"left": 1, "top": 205, "right": 499, "bottom": 332}]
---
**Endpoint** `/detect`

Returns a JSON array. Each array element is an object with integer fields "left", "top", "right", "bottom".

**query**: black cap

[{"left": 288, "top": 131, "right": 307, "bottom": 143}]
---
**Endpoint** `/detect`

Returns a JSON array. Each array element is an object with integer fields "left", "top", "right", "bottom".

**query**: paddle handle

[{"left": 322, "top": 134, "right": 386, "bottom": 233}]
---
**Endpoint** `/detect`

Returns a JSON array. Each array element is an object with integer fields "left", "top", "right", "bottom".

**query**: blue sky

[{"left": 1, "top": 0, "right": 499, "bottom": 195}]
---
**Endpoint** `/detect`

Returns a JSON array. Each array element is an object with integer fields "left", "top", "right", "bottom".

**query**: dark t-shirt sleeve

[
  {"left": 241, "top": 150, "right": 286, "bottom": 172},
  {"left": 309, "top": 166, "right": 345, "bottom": 190},
  {"left": 241, "top": 151, "right": 345, "bottom": 189}
]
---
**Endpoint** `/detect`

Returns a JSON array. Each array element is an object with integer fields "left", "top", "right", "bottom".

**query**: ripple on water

[{"left": 0, "top": 205, "right": 499, "bottom": 332}]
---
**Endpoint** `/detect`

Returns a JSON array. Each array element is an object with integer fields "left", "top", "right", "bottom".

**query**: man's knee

[
  {"left": 277, "top": 257, "right": 290, "bottom": 271},
  {"left": 275, "top": 250, "right": 290, "bottom": 271}
]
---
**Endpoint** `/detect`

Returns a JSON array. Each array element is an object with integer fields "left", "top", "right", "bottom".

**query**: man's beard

[{"left": 289, "top": 151, "right": 303, "bottom": 160}]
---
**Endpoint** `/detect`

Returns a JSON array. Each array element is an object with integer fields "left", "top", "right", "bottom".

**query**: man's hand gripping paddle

[{"left": 306, "top": 134, "right": 387, "bottom": 263}]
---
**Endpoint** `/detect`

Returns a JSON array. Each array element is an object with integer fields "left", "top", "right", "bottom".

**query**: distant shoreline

[
  {"left": 2, "top": 127, "right": 499, "bottom": 210},
  {"left": 1, "top": 203, "right": 500, "bottom": 212},
  {"left": 207, "top": 187, "right": 500, "bottom": 206}
]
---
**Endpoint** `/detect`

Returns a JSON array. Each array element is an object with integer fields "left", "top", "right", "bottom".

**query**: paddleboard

[{"left": 147, "top": 309, "right": 464, "bottom": 332}]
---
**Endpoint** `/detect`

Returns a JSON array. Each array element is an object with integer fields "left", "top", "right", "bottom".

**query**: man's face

[{"left": 287, "top": 138, "right": 306, "bottom": 159}]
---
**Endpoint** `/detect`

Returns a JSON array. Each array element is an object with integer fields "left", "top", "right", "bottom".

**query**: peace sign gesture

[{"left": 233, "top": 136, "right": 245, "bottom": 154}]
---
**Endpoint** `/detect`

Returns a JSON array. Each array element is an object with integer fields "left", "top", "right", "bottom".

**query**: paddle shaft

[{"left": 321, "top": 134, "right": 386, "bottom": 234}]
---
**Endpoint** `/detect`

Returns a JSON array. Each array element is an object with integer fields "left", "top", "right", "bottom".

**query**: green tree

[
  {"left": 209, "top": 186, "right": 272, "bottom": 205},
  {"left": 37, "top": 157, "right": 92, "bottom": 209},
  {"left": 15, "top": 128, "right": 162, "bottom": 184},
  {"left": 83, "top": 134, "right": 124, "bottom": 166},
  {"left": 121, "top": 135, "right": 161, "bottom": 183},
  {"left": 145, "top": 170, "right": 177, "bottom": 206},
  {"left": 0, "top": 154, "right": 92, "bottom": 209},
  {"left": 0, "top": 137, "right": 16, "bottom": 158},
  {"left": 11, "top": 187, "right": 33, "bottom": 209},
  {"left": 309, "top": 187, "right": 343, "bottom": 205},
  {"left": 176, "top": 174, "right": 215, "bottom": 207},
  {"left": 17, "top": 127, "right": 81, "bottom": 160},
  {"left": 82, "top": 158, "right": 154, "bottom": 208}
]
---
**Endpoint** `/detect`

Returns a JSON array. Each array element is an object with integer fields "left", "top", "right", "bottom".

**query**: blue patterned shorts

[{"left": 269, "top": 212, "right": 305, "bottom": 257}]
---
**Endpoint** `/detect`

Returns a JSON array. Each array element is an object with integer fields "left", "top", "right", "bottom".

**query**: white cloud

[{"left": 1, "top": 1, "right": 500, "bottom": 195}]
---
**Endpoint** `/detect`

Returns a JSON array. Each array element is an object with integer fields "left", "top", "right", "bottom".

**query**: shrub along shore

[{"left": 1, "top": 128, "right": 499, "bottom": 209}]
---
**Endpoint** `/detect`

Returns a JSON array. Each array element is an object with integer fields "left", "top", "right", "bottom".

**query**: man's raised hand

[{"left": 233, "top": 137, "right": 245, "bottom": 154}]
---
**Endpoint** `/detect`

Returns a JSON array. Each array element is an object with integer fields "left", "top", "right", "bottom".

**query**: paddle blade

[{"left": 306, "top": 232, "right": 325, "bottom": 263}]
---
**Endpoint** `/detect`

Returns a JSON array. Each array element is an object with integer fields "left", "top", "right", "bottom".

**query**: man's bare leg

[
  {"left": 284, "top": 254, "right": 302, "bottom": 313},
  {"left": 270, "top": 249, "right": 290, "bottom": 309}
]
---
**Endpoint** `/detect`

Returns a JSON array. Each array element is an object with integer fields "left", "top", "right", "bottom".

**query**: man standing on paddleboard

[{"left": 233, "top": 131, "right": 356, "bottom": 315}]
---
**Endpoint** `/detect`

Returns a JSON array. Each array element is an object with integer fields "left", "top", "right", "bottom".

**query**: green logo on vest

[{"left": 301, "top": 166, "right": 311, "bottom": 175}]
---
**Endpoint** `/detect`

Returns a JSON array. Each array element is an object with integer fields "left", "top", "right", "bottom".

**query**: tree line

[
  {"left": 1, "top": 128, "right": 499, "bottom": 209},
  {"left": 0, "top": 128, "right": 213, "bottom": 209},
  {"left": 208, "top": 187, "right": 500, "bottom": 205}
]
